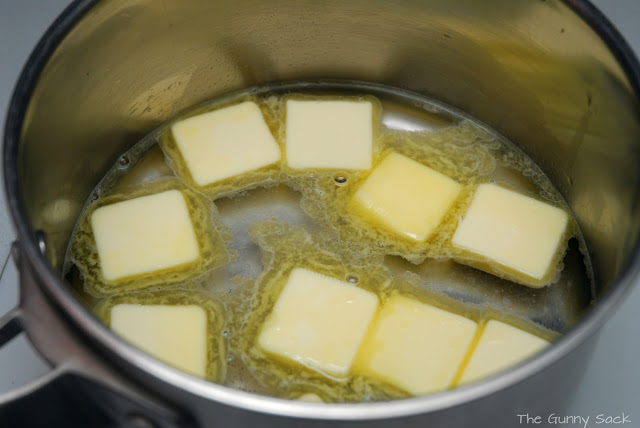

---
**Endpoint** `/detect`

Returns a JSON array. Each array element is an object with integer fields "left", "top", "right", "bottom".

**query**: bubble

[{"left": 333, "top": 173, "right": 348, "bottom": 185}]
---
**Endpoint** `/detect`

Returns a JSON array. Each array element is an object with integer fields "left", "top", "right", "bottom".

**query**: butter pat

[
  {"left": 171, "top": 101, "right": 281, "bottom": 186},
  {"left": 285, "top": 99, "right": 373, "bottom": 170},
  {"left": 353, "top": 152, "right": 462, "bottom": 241},
  {"left": 452, "top": 183, "right": 569, "bottom": 284},
  {"left": 257, "top": 268, "right": 379, "bottom": 377},
  {"left": 91, "top": 190, "right": 200, "bottom": 281},
  {"left": 357, "top": 295, "right": 477, "bottom": 395},
  {"left": 110, "top": 304, "right": 208, "bottom": 377},
  {"left": 457, "top": 320, "right": 549, "bottom": 385}
]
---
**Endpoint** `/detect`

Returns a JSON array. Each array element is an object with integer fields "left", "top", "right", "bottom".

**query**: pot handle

[{"left": 0, "top": 244, "right": 189, "bottom": 428}]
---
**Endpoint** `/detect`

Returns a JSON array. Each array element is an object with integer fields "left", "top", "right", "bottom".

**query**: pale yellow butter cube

[
  {"left": 452, "top": 183, "right": 569, "bottom": 282},
  {"left": 171, "top": 101, "right": 281, "bottom": 186},
  {"left": 91, "top": 190, "right": 200, "bottom": 281},
  {"left": 353, "top": 152, "right": 462, "bottom": 241},
  {"left": 357, "top": 295, "right": 477, "bottom": 396},
  {"left": 257, "top": 268, "right": 379, "bottom": 377},
  {"left": 110, "top": 304, "right": 208, "bottom": 377},
  {"left": 285, "top": 99, "right": 373, "bottom": 170},
  {"left": 457, "top": 320, "right": 549, "bottom": 385}
]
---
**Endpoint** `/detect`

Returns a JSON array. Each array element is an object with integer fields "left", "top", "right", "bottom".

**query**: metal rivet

[
  {"left": 347, "top": 275, "right": 358, "bottom": 284},
  {"left": 10, "top": 241, "right": 21, "bottom": 265},
  {"left": 118, "top": 155, "right": 130, "bottom": 167}
]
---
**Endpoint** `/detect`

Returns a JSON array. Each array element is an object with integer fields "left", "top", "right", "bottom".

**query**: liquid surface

[{"left": 64, "top": 81, "right": 593, "bottom": 401}]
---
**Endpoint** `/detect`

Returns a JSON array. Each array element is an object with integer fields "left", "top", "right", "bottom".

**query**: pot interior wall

[{"left": 16, "top": 0, "right": 640, "bottom": 305}]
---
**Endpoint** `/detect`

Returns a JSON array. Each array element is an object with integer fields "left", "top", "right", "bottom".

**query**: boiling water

[{"left": 64, "top": 81, "right": 593, "bottom": 401}]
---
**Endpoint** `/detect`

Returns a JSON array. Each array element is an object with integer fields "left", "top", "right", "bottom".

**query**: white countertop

[{"left": 1, "top": 0, "right": 639, "bottom": 425}]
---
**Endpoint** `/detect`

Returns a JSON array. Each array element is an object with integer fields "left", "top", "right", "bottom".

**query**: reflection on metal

[{"left": 35, "top": 230, "right": 46, "bottom": 257}]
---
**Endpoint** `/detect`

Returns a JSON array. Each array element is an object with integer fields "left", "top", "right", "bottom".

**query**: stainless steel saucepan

[{"left": 2, "top": 1, "right": 640, "bottom": 427}]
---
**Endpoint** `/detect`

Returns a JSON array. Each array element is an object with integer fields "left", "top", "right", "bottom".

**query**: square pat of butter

[
  {"left": 451, "top": 183, "right": 569, "bottom": 283},
  {"left": 257, "top": 268, "right": 379, "bottom": 377},
  {"left": 171, "top": 101, "right": 281, "bottom": 186},
  {"left": 353, "top": 152, "right": 462, "bottom": 242},
  {"left": 285, "top": 98, "right": 373, "bottom": 170},
  {"left": 91, "top": 190, "right": 200, "bottom": 282},
  {"left": 356, "top": 295, "right": 477, "bottom": 395},
  {"left": 457, "top": 320, "right": 549, "bottom": 386},
  {"left": 110, "top": 304, "right": 208, "bottom": 377}
]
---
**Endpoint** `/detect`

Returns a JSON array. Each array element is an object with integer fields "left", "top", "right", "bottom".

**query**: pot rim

[{"left": 4, "top": 0, "right": 640, "bottom": 421}]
